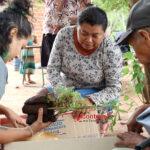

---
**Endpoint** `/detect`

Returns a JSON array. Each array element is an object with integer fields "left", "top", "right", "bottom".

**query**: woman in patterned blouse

[
  {"left": 38, "top": 6, "right": 122, "bottom": 135},
  {"left": 47, "top": 6, "right": 122, "bottom": 106}
]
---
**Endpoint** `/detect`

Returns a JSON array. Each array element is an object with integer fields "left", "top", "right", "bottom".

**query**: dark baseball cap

[{"left": 116, "top": 0, "right": 150, "bottom": 45}]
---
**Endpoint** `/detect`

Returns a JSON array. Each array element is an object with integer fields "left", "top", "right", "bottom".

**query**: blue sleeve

[{"left": 0, "top": 61, "right": 7, "bottom": 100}]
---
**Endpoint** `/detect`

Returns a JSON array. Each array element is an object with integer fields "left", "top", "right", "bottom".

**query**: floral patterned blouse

[
  {"left": 47, "top": 26, "right": 123, "bottom": 105},
  {"left": 43, "top": 0, "right": 77, "bottom": 34}
]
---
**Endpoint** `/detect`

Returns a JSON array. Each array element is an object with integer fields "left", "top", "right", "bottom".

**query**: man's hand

[
  {"left": 115, "top": 132, "right": 147, "bottom": 148},
  {"left": 127, "top": 105, "right": 150, "bottom": 133}
]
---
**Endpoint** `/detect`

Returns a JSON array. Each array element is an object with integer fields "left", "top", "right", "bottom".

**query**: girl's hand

[
  {"left": 6, "top": 108, "right": 27, "bottom": 127},
  {"left": 30, "top": 108, "right": 51, "bottom": 134}
]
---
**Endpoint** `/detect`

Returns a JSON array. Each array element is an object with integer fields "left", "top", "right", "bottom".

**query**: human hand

[
  {"left": 115, "top": 132, "right": 146, "bottom": 148},
  {"left": 127, "top": 105, "right": 149, "bottom": 133},
  {"left": 30, "top": 108, "right": 51, "bottom": 134},
  {"left": 6, "top": 108, "right": 27, "bottom": 127},
  {"left": 22, "top": 93, "right": 57, "bottom": 125},
  {"left": 52, "top": 25, "right": 62, "bottom": 34}
]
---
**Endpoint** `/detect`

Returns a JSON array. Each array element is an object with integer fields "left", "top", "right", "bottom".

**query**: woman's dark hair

[
  {"left": 77, "top": 6, "right": 108, "bottom": 31},
  {"left": 0, "top": 0, "right": 33, "bottom": 57}
]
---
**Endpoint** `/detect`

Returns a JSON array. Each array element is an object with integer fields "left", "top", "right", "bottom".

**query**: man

[{"left": 116, "top": 0, "right": 150, "bottom": 149}]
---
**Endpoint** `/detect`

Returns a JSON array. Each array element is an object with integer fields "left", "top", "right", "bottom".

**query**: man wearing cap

[{"left": 115, "top": 0, "right": 150, "bottom": 149}]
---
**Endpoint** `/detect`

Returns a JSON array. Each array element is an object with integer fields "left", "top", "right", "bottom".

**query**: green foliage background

[
  {"left": 93, "top": 0, "right": 129, "bottom": 11},
  {"left": 92, "top": 0, "right": 129, "bottom": 34}
]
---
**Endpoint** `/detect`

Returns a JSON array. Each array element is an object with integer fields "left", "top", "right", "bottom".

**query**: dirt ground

[
  {"left": 0, "top": 62, "right": 145, "bottom": 135},
  {"left": 1, "top": 63, "right": 46, "bottom": 114}
]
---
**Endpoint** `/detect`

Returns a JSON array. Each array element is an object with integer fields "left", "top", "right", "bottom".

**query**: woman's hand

[
  {"left": 30, "top": 108, "right": 51, "bottom": 134},
  {"left": 72, "top": 98, "right": 93, "bottom": 120}
]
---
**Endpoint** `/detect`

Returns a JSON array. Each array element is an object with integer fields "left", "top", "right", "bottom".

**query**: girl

[{"left": 0, "top": 0, "right": 53, "bottom": 144}]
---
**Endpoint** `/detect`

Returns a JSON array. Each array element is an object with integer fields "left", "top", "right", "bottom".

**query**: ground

[
  {"left": 0, "top": 62, "right": 146, "bottom": 136},
  {"left": 1, "top": 63, "right": 44, "bottom": 115}
]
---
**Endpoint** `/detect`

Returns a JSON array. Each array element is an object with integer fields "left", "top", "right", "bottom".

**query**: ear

[
  {"left": 9, "top": 28, "right": 18, "bottom": 37},
  {"left": 137, "top": 29, "right": 150, "bottom": 41}
]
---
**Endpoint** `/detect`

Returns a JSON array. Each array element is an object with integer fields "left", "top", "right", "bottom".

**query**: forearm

[
  {"left": 130, "top": 104, "right": 150, "bottom": 121},
  {"left": 0, "top": 126, "right": 32, "bottom": 144},
  {"left": 99, "top": 39, "right": 122, "bottom": 105},
  {"left": 47, "top": 68, "right": 64, "bottom": 88},
  {"left": 88, "top": 86, "right": 121, "bottom": 105},
  {"left": 135, "top": 104, "right": 150, "bottom": 115}
]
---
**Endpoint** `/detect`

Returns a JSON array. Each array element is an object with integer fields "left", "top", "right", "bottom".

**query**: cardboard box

[
  {"left": 4, "top": 137, "right": 118, "bottom": 150},
  {"left": 0, "top": 110, "right": 100, "bottom": 138},
  {"left": 0, "top": 115, "right": 133, "bottom": 150},
  {"left": 44, "top": 110, "right": 100, "bottom": 138},
  {"left": 4, "top": 137, "right": 134, "bottom": 150}
]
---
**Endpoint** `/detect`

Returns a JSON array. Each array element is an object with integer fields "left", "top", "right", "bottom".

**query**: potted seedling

[
  {"left": 22, "top": 86, "right": 96, "bottom": 124},
  {"left": 23, "top": 86, "right": 120, "bottom": 135}
]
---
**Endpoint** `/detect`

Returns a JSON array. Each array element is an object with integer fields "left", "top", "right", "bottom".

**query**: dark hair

[
  {"left": 0, "top": 0, "right": 33, "bottom": 57},
  {"left": 77, "top": 6, "right": 108, "bottom": 31}
]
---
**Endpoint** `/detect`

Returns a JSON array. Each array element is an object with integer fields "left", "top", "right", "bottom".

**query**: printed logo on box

[{"left": 44, "top": 119, "right": 66, "bottom": 135}]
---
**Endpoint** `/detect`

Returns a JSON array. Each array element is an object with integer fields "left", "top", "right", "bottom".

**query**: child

[{"left": 20, "top": 35, "right": 37, "bottom": 84}]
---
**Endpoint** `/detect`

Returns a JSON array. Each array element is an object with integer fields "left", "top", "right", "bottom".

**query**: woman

[
  {"left": 36, "top": 6, "right": 122, "bottom": 135},
  {"left": 47, "top": 6, "right": 122, "bottom": 106},
  {"left": 45, "top": 6, "right": 122, "bottom": 134},
  {"left": 0, "top": 0, "right": 52, "bottom": 144}
]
